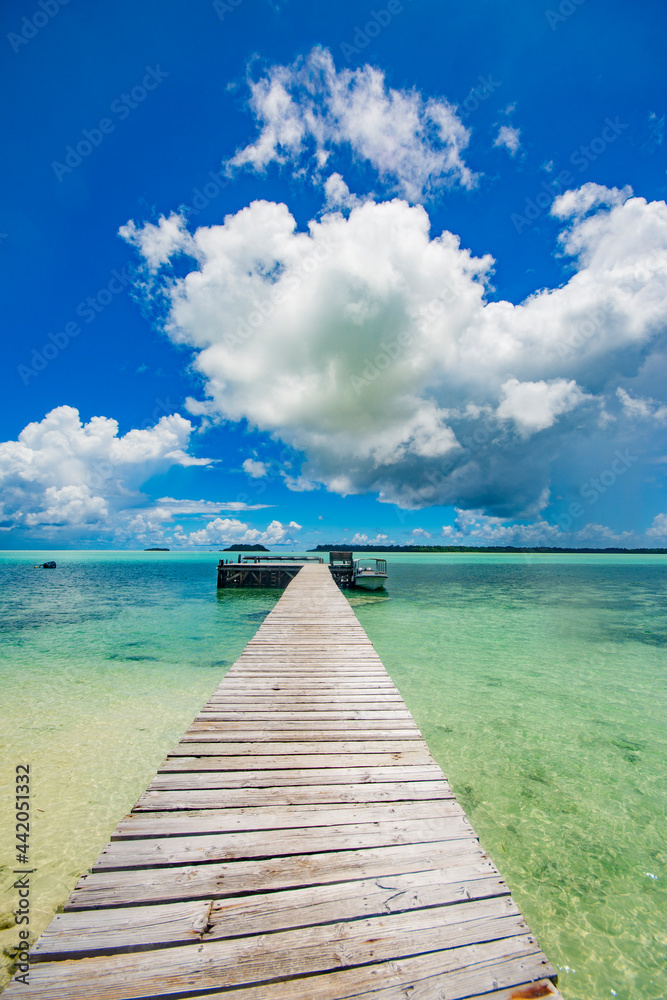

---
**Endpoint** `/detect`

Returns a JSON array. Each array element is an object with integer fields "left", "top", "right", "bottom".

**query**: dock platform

[
  {"left": 6, "top": 563, "right": 561, "bottom": 999},
  {"left": 216, "top": 558, "right": 314, "bottom": 588}
]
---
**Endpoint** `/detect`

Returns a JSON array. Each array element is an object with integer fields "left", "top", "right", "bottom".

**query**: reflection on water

[{"left": 347, "top": 589, "right": 391, "bottom": 608}]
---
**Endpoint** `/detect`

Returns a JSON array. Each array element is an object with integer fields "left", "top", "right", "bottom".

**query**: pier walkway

[{"left": 7, "top": 564, "right": 561, "bottom": 999}]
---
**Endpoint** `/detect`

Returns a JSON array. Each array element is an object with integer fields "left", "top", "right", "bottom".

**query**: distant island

[
  {"left": 221, "top": 544, "right": 270, "bottom": 551},
  {"left": 144, "top": 547, "right": 170, "bottom": 551},
  {"left": 310, "top": 544, "right": 667, "bottom": 554}
]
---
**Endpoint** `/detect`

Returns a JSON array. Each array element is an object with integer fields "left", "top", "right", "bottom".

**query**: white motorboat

[{"left": 352, "top": 557, "right": 388, "bottom": 590}]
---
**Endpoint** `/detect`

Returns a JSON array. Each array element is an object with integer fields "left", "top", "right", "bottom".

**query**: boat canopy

[{"left": 354, "top": 558, "right": 387, "bottom": 574}]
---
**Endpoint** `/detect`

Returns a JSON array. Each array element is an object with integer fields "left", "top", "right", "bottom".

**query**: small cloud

[
  {"left": 351, "top": 531, "right": 389, "bottom": 544},
  {"left": 411, "top": 527, "right": 432, "bottom": 538},
  {"left": 282, "top": 473, "right": 320, "bottom": 492},
  {"left": 647, "top": 513, "right": 667, "bottom": 538},
  {"left": 617, "top": 388, "right": 667, "bottom": 424},
  {"left": 496, "top": 378, "right": 589, "bottom": 438},
  {"left": 243, "top": 458, "right": 267, "bottom": 478},
  {"left": 155, "top": 496, "right": 273, "bottom": 513},
  {"left": 551, "top": 181, "right": 632, "bottom": 220},
  {"left": 493, "top": 124, "right": 521, "bottom": 157},
  {"left": 323, "top": 173, "right": 360, "bottom": 212},
  {"left": 573, "top": 523, "right": 634, "bottom": 544},
  {"left": 641, "top": 111, "right": 665, "bottom": 154},
  {"left": 119, "top": 212, "right": 195, "bottom": 274},
  {"left": 185, "top": 397, "right": 221, "bottom": 419},
  {"left": 135, "top": 364, "right": 149, "bottom": 374}
]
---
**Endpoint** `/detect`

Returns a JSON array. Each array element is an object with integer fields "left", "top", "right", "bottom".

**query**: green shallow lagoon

[{"left": 1, "top": 551, "right": 665, "bottom": 999}]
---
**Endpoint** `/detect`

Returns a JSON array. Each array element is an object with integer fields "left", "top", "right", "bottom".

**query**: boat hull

[{"left": 353, "top": 575, "right": 387, "bottom": 590}]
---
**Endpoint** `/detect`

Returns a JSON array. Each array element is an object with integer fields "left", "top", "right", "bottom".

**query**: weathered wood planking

[
  {"left": 31, "top": 870, "right": 511, "bottom": 958},
  {"left": 5, "top": 563, "right": 562, "bottom": 1000}
]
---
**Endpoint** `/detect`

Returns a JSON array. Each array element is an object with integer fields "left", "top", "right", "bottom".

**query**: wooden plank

[
  {"left": 164, "top": 944, "right": 559, "bottom": 1000},
  {"left": 212, "top": 683, "right": 397, "bottom": 691},
  {"left": 111, "top": 800, "right": 469, "bottom": 839},
  {"left": 17, "top": 900, "right": 530, "bottom": 999},
  {"left": 212, "top": 676, "right": 398, "bottom": 684},
  {"left": 178, "top": 730, "right": 424, "bottom": 742},
  {"left": 93, "top": 815, "right": 476, "bottom": 870},
  {"left": 31, "top": 941, "right": 560, "bottom": 1000},
  {"left": 194, "top": 710, "right": 414, "bottom": 721},
  {"left": 222, "top": 669, "right": 389, "bottom": 675},
  {"left": 148, "top": 764, "right": 445, "bottom": 789},
  {"left": 167, "top": 740, "right": 430, "bottom": 755},
  {"left": 134, "top": 780, "right": 453, "bottom": 810},
  {"left": 158, "top": 751, "right": 435, "bottom": 771},
  {"left": 203, "top": 695, "right": 407, "bottom": 704},
  {"left": 186, "top": 719, "right": 420, "bottom": 731},
  {"left": 32, "top": 870, "right": 510, "bottom": 959},
  {"left": 67, "top": 842, "right": 494, "bottom": 908}
]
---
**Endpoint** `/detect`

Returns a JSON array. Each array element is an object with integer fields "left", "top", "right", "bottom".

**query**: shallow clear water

[{"left": 1, "top": 551, "right": 665, "bottom": 999}]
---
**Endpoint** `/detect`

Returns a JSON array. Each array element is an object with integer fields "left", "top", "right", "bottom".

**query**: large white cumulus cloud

[
  {"left": 122, "top": 184, "right": 667, "bottom": 515},
  {"left": 0, "top": 406, "right": 210, "bottom": 532}
]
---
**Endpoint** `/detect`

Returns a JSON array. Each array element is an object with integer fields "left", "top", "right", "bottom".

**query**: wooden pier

[{"left": 6, "top": 564, "right": 561, "bottom": 999}]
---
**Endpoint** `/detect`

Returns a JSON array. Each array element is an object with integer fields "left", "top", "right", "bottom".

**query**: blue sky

[{"left": 1, "top": 0, "right": 666, "bottom": 549}]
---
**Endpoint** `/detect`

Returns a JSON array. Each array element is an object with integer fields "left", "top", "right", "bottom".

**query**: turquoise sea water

[{"left": 0, "top": 551, "right": 665, "bottom": 999}]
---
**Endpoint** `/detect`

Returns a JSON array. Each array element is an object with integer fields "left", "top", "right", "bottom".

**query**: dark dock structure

[
  {"left": 216, "top": 557, "right": 319, "bottom": 589},
  {"left": 217, "top": 552, "right": 356, "bottom": 588},
  {"left": 6, "top": 563, "right": 562, "bottom": 999}
]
